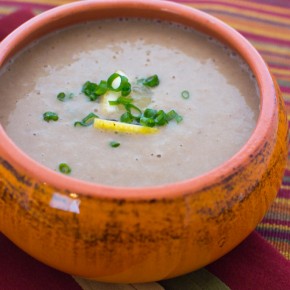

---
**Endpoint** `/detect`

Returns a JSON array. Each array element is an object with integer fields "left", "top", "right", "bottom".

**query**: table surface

[{"left": 0, "top": 1, "right": 290, "bottom": 289}]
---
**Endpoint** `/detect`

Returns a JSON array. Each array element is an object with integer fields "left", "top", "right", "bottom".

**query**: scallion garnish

[
  {"left": 141, "top": 74, "right": 160, "bottom": 87},
  {"left": 82, "top": 81, "right": 107, "bottom": 101},
  {"left": 57, "top": 92, "right": 66, "bottom": 102},
  {"left": 155, "top": 110, "right": 168, "bottom": 126},
  {"left": 175, "top": 114, "right": 183, "bottom": 123},
  {"left": 110, "top": 141, "right": 120, "bottom": 148},
  {"left": 107, "top": 73, "right": 130, "bottom": 94},
  {"left": 143, "top": 108, "right": 157, "bottom": 118},
  {"left": 109, "top": 96, "right": 133, "bottom": 106},
  {"left": 61, "top": 72, "right": 183, "bottom": 132},
  {"left": 108, "top": 91, "right": 182, "bottom": 128},
  {"left": 95, "top": 80, "right": 108, "bottom": 96},
  {"left": 120, "top": 112, "right": 135, "bottom": 123},
  {"left": 140, "top": 116, "right": 156, "bottom": 127},
  {"left": 59, "top": 163, "right": 71, "bottom": 174},
  {"left": 43, "top": 112, "right": 59, "bottom": 122},
  {"left": 181, "top": 90, "right": 190, "bottom": 99},
  {"left": 121, "top": 81, "right": 131, "bottom": 96},
  {"left": 107, "top": 73, "right": 122, "bottom": 91},
  {"left": 82, "top": 81, "right": 98, "bottom": 101},
  {"left": 57, "top": 92, "right": 74, "bottom": 102},
  {"left": 166, "top": 110, "right": 183, "bottom": 123},
  {"left": 74, "top": 112, "right": 99, "bottom": 127},
  {"left": 125, "top": 103, "right": 142, "bottom": 116}
]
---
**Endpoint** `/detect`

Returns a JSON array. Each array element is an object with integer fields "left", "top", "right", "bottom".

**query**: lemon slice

[{"left": 94, "top": 118, "right": 158, "bottom": 134}]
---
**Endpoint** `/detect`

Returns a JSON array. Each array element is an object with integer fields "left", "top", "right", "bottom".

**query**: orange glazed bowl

[{"left": 0, "top": 0, "right": 288, "bottom": 283}]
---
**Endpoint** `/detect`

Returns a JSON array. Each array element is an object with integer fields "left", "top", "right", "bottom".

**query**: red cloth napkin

[
  {"left": 1, "top": 231, "right": 290, "bottom": 289},
  {"left": 0, "top": 9, "right": 35, "bottom": 40},
  {"left": 207, "top": 232, "right": 290, "bottom": 290},
  {"left": 0, "top": 233, "right": 81, "bottom": 290}
]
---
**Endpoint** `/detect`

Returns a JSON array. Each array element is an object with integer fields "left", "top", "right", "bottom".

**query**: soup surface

[{"left": 0, "top": 19, "right": 259, "bottom": 187}]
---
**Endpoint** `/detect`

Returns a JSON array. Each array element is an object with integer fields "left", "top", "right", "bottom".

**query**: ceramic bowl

[{"left": 0, "top": 0, "right": 288, "bottom": 283}]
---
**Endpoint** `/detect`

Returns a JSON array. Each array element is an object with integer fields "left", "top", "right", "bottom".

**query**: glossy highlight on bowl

[{"left": 0, "top": 0, "right": 288, "bottom": 283}]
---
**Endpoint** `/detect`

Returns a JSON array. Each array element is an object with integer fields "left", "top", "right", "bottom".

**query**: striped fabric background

[{"left": 0, "top": 1, "right": 289, "bottom": 289}]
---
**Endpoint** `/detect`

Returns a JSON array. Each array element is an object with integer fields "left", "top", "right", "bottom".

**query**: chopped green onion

[
  {"left": 120, "top": 112, "right": 134, "bottom": 123},
  {"left": 140, "top": 116, "right": 155, "bottom": 127},
  {"left": 121, "top": 81, "right": 131, "bottom": 96},
  {"left": 76, "top": 72, "right": 182, "bottom": 131},
  {"left": 109, "top": 96, "right": 142, "bottom": 120},
  {"left": 107, "top": 73, "right": 129, "bottom": 92},
  {"left": 82, "top": 81, "right": 99, "bottom": 101},
  {"left": 95, "top": 80, "right": 108, "bottom": 96},
  {"left": 125, "top": 103, "right": 142, "bottom": 115},
  {"left": 143, "top": 108, "right": 157, "bottom": 118},
  {"left": 59, "top": 163, "right": 71, "bottom": 174},
  {"left": 155, "top": 110, "right": 168, "bottom": 126},
  {"left": 141, "top": 74, "right": 160, "bottom": 87},
  {"left": 109, "top": 96, "right": 133, "bottom": 106},
  {"left": 181, "top": 90, "right": 190, "bottom": 99},
  {"left": 116, "top": 103, "right": 182, "bottom": 128},
  {"left": 57, "top": 92, "right": 74, "bottom": 102},
  {"left": 175, "top": 114, "right": 183, "bottom": 123},
  {"left": 110, "top": 141, "right": 120, "bottom": 148},
  {"left": 108, "top": 100, "right": 118, "bottom": 106},
  {"left": 43, "top": 112, "right": 59, "bottom": 122},
  {"left": 107, "top": 73, "right": 121, "bottom": 91},
  {"left": 166, "top": 110, "right": 183, "bottom": 123},
  {"left": 137, "top": 109, "right": 172, "bottom": 128},
  {"left": 74, "top": 112, "right": 99, "bottom": 127},
  {"left": 57, "top": 92, "right": 66, "bottom": 102},
  {"left": 166, "top": 110, "right": 177, "bottom": 121},
  {"left": 82, "top": 80, "right": 107, "bottom": 101}
]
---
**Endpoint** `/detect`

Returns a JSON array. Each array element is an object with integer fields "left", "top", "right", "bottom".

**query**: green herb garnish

[
  {"left": 74, "top": 112, "right": 99, "bottom": 127},
  {"left": 95, "top": 80, "right": 107, "bottom": 96},
  {"left": 59, "top": 163, "right": 72, "bottom": 174},
  {"left": 57, "top": 92, "right": 66, "bottom": 102},
  {"left": 155, "top": 110, "right": 168, "bottom": 126},
  {"left": 82, "top": 81, "right": 106, "bottom": 101},
  {"left": 166, "top": 110, "right": 183, "bottom": 123},
  {"left": 110, "top": 96, "right": 142, "bottom": 122},
  {"left": 139, "top": 116, "right": 156, "bottom": 127},
  {"left": 109, "top": 96, "right": 133, "bottom": 106},
  {"left": 121, "top": 81, "right": 132, "bottom": 96},
  {"left": 76, "top": 72, "right": 182, "bottom": 130},
  {"left": 125, "top": 103, "right": 142, "bottom": 116},
  {"left": 140, "top": 74, "right": 160, "bottom": 87},
  {"left": 120, "top": 108, "right": 182, "bottom": 128},
  {"left": 43, "top": 112, "right": 59, "bottom": 122},
  {"left": 107, "top": 73, "right": 131, "bottom": 96},
  {"left": 57, "top": 92, "right": 74, "bottom": 102},
  {"left": 110, "top": 141, "right": 120, "bottom": 148},
  {"left": 120, "top": 111, "right": 135, "bottom": 123},
  {"left": 181, "top": 90, "right": 190, "bottom": 99},
  {"left": 143, "top": 108, "right": 157, "bottom": 118}
]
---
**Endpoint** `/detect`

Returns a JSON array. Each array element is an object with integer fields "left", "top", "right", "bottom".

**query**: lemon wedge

[{"left": 94, "top": 118, "right": 158, "bottom": 134}]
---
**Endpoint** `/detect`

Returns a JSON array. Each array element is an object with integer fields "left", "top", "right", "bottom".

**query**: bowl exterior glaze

[{"left": 0, "top": 0, "right": 288, "bottom": 283}]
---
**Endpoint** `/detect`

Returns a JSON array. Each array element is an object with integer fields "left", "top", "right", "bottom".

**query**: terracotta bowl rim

[{"left": 0, "top": 0, "right": 275, "bottom": 200}]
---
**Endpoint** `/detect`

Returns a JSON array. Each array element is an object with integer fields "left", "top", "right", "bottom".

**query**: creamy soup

[{"left": 0, "top": 19, "right": 259, "bottom": 187}]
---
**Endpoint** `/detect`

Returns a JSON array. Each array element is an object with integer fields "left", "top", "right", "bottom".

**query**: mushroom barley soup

[{"left": 0, "top": 19, "right": 259, "bottom": 187}]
